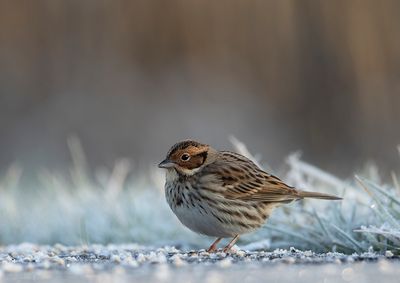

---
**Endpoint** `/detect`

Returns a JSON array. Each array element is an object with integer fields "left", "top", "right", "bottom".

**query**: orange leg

[
  {"left": 206, "top": 237, "right": 222, "bottom": 252},
  {"left": 222, "top": 235, "right": 240, "bottom": 253}
]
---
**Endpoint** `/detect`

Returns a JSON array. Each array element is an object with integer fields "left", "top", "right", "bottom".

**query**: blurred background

[{"left": 1, "top": 0, "right": 400, "bottom": 177}]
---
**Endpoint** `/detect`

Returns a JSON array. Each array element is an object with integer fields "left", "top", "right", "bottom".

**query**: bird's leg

[
  {"left": 206, "top": 237, "right": 222, "bottom": 252},
  {"left": 222, "top": 235, "right": 240, "bottom": 253}
]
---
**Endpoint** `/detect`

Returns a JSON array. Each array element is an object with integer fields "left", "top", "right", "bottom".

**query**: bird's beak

[{"left": 158, "top": 159, "right": 175, "bottom": 168}]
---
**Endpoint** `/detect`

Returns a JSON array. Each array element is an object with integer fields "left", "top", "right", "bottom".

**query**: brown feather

[{"left": 203, "top": 151, "right": 339, "bottom": 203}]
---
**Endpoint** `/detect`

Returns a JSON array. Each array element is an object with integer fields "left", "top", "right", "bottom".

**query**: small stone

[
  {"left": 303, "top": 250, "right": 313, "bottom": 257},
  {"left": 216, "top": 252, "right": 227, "bottom": 258},
  {"left": 190, "top": 253, "right": 199, "bottom": 258},
  {"left": 99, "top": 250, "right": 111, "bottom": 259},
  {"left": 163, "top": 246, "right": 180, "bottom": 253},
  {"left": 154, "top": 252, "right": 167, "bottom": 264},
  {"left": 23, "top": 255, "right": 34, "bottom": 263},
  {"left": 136, "top": 253, "right": 146, "bottom": 263},
  {"left": 235, "top": 250, "right": 246, "bottom": 257},
  {"left": 110, "top": 255, "right": 121, "bottom": 264},
  {"left": 200, "top": 251, "right": 210, "bottom": 257},
  {"left": 10, "top": 252, "right": 19, "bottom": 258},
  {"left": 385, "top": 250, "right": 394, "bottom": 258}
]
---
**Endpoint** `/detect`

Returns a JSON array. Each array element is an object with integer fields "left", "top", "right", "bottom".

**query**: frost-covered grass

[{"left": 0, "top": 137, "right": 399, "bottom": 254}]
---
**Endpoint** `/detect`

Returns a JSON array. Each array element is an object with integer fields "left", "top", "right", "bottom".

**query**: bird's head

[{"left": 158, "top": 140, "right": 216, "bottom": 175}]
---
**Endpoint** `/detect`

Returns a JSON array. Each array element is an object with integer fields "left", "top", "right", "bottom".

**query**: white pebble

[
  {"left": 155, "top": 252, "right": 167, "bottom": 264},
  {"left": 200, "top": 251, "right": 210, "bottom": 257},
  {"left": 385, "top": 250, "right": 394, "bottom": 258},
  {"left": 303, "top": 250, "right": 313, "bottom": 257},
  {"left": 110, "top": 255, "right": 121, "bottom": 263},
  {"left": 190, "top": 253, "right": 199, "bottom": 258},
  {"left": 162, "top": 246, "right": 180, "bottom": 253},
  {"left": 136, "top": 253, "right": 146, "bottom": 263}
]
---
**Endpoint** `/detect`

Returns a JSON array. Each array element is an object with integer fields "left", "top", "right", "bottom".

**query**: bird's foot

[
  {"left": 206, "top": 237, "right": 222, "bottom": 253},
  {"left": 222, "top": 235, "right": 240, "bottom": 253},
  {"left": 206, "top": 245, "right": 217, "bottom": 253}
]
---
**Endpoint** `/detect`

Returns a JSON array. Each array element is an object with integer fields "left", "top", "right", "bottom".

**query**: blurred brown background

[{"left": 0, "top": 0, "right": 399, "bottom": 177}]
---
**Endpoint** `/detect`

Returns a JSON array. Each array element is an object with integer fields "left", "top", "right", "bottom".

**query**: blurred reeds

[{"left": 1, "top": 0, "right": 400, "bottom": 174}]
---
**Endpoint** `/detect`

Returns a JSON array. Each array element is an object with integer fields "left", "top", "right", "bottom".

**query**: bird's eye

[{"left": 181, "top": 153, "right": 190, "bottom": 161}]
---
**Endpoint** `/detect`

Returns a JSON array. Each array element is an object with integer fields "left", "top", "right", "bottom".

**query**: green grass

[{"left": 0, "top": 136, "right": 399, "bottom": 254}]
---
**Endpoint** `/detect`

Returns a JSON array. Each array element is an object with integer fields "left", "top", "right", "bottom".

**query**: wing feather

[{"left": 202, "top": 151, "right": 300, "bottom": 203}]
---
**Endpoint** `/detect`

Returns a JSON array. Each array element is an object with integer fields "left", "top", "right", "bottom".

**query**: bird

[{"left": 158, "top": 140, "right": 342, "bottom": 252}]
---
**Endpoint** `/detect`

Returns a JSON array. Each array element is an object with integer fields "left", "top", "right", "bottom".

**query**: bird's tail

[{"left": 297, "top": 190, "right": 342, "bottom": 200}]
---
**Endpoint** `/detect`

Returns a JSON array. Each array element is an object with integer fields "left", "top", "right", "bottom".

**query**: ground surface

[{"left": 0, "top": 244, "right": 399, "bottom": 283}]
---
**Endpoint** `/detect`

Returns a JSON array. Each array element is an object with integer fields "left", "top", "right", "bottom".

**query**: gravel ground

[{"left": 0, "top": 244, "right": 399, "bottom": 283}]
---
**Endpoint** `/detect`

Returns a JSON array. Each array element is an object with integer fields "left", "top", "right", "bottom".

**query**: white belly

[{"left": 172, "top": 202, "right": 237, "bottom": 237}]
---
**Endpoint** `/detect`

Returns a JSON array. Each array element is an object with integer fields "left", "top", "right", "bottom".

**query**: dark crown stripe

[{"left": 167, "top": 140, "right": 207, "bottom": 157}]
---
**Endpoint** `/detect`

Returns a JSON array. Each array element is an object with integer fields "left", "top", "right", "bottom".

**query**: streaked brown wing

[{"left": 206, "top": 151, "right": 300, "bottom": 203}]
